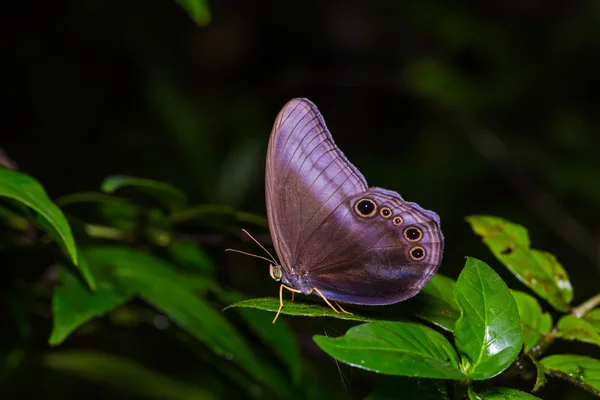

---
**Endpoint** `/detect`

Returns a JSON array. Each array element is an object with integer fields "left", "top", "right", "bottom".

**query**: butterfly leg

[
  {"left": 334, "top": 301, "right": 353, "bottom": 315},
  {"left": 273, "top": 284, "right": 301, "bottom": 324},
  {"left": 310, "top": 287, "right": 342, "bottom": 314}
]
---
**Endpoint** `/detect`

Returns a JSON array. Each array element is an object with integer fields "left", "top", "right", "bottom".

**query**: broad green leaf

[
  {"left": 221, "top": 291, "right": 302, "bottom": 383},
  {"left": 171, "top": 204, "right": 267, "bottom": 227},
  {"left": 512, "top": 290, "right": 552, "bottom": 352},
  {"left": 174, "top": 0, "right": 211, "bottom": 26},
  {"left": 541, "top": 355, "right": 600, "bottom": 396},
  {"left": 314, "top": 321, "right": 466, "bottom": 379},
  {"left": 468, "top": 387, "right": 541, "bottom": 399},
  {"left": 466, "top": 215, "right": 573, "bottom": 312},
  {"left": 416, "top": 274, "right": 460, "bottom": 332},
  {"left": 50, "top": 259, "right": 134, "bottom": 346},
  {"left": 225, "top": 297, "right": 375, "bottom": 322},
  {"left": 0, "top": 168, "right": 88, "bottom": 283},
  {"left": 585, "top": 309, "right": 600, "bottom": 332},
  {"left": 365, "top": 377, "right": 448, "bottom": 400},
  {"left": 101, "top": 175, "right": 187, "bottom": 212},
  {"left": 556, "top": 315, "right": 600, "bottom": 347},
  {"left": 42, "top": 350, "right": 215, "bottom": 400},
  {"left": 168, "top": 238, "right": 214, "bottom": 275},
  {"left": 84, "top": 246, "right": 290, "bottom": 398},
  {"left": 454, "top": 257, "right": 523, "bottom": 380}
]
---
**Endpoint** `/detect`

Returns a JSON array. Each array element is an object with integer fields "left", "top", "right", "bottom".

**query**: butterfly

[{"left": 232, "top": 98, "right": 444, "bottom": 323}]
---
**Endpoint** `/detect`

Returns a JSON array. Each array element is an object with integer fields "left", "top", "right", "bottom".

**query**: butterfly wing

[
  {"left": 266, "top": 98, "right": 444, "bottom": 305},
  {"left": 265, "top": 98, "right": 368, "bottom": 272},
  {"left": 299, "top": 187, "right": 444, "bottom": 304}
]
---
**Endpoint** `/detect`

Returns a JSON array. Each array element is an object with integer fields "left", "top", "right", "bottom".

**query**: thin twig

[{"left": 572, "top": 292, "right": 600, "bottom": 318}]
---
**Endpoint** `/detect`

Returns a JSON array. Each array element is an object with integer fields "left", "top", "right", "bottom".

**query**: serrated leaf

[
  {"left": 468, "top": 387, "right": 541, "bottom": 399},
  {"left": 84, "top": 246, "right": 290, "bottom": 398},
  {"left": 512, "top": 290, "right": 552, "bottom": 352},
  {"left": 42, "top": 350, "right": 215, "bottom": 400},
  {"left": 365, "top": 377, "right": 448, "bottom": 400},
  {"left": 415, "top": 274, "right": 460, "bottom": 332},
  {"left": 0, "top": 168, "right": 92, "bottom": 288},
  {"left": 50, "top": 259, "right": 134, "bottom": 346},
  {"left": 585, "top": 309, "right": 600, "bottom": 332},
  {"left": 314, "top": 321, "right": 466, "bottom": 379},
  {"left": 466, "top": 215, "right": 573, "bottom": 312},
  {"left": 101, "top": 175, "right": 187, "bottom": 212},
  {"left": 541, "top": 355, "right": 600, "bottom": 396},
  {"left": 174, "top": 0, "right": 211, "bottom": 26},
  {"left": 454, "top": 257, "right": 523, "bottom": 380},
  {"left": 556, "top": 315, "right": 600, "bottom": 347}
]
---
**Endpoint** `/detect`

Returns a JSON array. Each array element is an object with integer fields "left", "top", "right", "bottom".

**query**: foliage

[{"left": 2, "top": 166, "right": 600, "bottom": 399}]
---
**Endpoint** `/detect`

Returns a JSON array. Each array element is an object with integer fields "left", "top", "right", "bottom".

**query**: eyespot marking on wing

[{"left": 354, "top": 198, "right": 377, "bottom": 218}]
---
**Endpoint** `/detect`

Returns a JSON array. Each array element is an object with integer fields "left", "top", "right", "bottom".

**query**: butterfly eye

[
  {"left": 392, "top": 216, "right": 404, "bottom": 226},
  {"left": 409, "top": 246, "right": 426, "bottom": 261},
  {"left": 404, "top": 227, "right": 422, "bottom": 242},
  {"left": 354, "top": 198, "right": 377, "bottom": 217},
  {"left": 380, "top": 207, "right": 392, "bottom": 218},
  {"left": 269, "top": 264, "right": 282, "bottom": 281}
]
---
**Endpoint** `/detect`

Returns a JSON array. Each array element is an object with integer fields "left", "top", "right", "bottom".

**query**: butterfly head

[{"left": 269, "top": 264, "right": 283, "bottom": 282}]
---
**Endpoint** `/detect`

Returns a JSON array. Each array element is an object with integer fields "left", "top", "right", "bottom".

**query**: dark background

[{"left": 4, "top": 0, "right": 600, "bottom": 399}]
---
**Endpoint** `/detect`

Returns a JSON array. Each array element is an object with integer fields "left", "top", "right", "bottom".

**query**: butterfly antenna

[
  {"left": 241, "top": 229, "right": 278, "bottom": 264},
  {"left": 224, "top": 249, "right": 274, "bottom": 264}
]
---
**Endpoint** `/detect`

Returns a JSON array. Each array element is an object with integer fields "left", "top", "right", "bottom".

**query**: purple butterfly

[{"left": 242, "top": 98, "right": 444, "bottom": 322}]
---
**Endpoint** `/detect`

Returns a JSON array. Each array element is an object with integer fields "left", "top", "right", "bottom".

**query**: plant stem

[{"left": 571, "top": 292, "right": 600, "bottom": 318}]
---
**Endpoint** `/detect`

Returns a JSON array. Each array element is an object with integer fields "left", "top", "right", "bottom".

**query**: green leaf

[
  {"left": 416, "top": 274, "right": 460, "bottom": 332},
  {"left": 0, "top": 168, "right": 93, "bottom": 288},
  {"left": 84, "top": 246, "right": 290, "bottom": 398},
  {"left": 454, "top": 257, "right": 523, "bottom": 380},
  {"left": 171, "top": 204, "right": 268, "bottom": 227},
  {"left": 365, "top": 377, "right": 448, "bottom": 400},
  {"left": 313, "top": 321, "right": 466, "bottom": 379},
  {"left": 42, "top": 350, "right": 215, "bottom": 400},
  {"left": 225, "top": 297, "right": 375, "bottom": 322},
  {"left": 56, "top": 191, "right": 140, "bottom": 232},
  {"left": 174, "top": 0, "right": 211, "bottom": 26},
  {"left": 585, "top": 309, "right": 600, "bottom": 332},
  {"left": 556, "top": 315, "right": 600, "bottom": 347},
  {"left": 220, "top": 292, "right": 302, "bottom": 383},
  {"left": 168, "top": 238, "right": 215, "bottom": 275},
  {"left": 0, "top": 169, "right": 78, "bottom": 263},
  {"left": 512, "top": 290, "right": 553, "bottom": 352},
  {"left": 466, "top": 215, "right": 573, "bottom": 312},
  {"left": 468, "top": 387, "right": 541, "bottom": 399},
  {"left": 531, "top": 356, "right": 547, "bottom": 392},
  {"left": 101, "top": 175, "right": 187, "bottom": 212},
  {"left": 541, "top": 355, "right": 600, "bottom": 396},
  {"left": 50, "top": 259, "right": 134, "bottom": 346},
  {"left": 56, "top": 191, "right": 133, "bottom": 208}
]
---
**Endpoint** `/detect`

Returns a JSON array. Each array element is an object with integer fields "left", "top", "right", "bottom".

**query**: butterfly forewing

[{"left": 266, "top": 98, "right": 367, "bottom": 271}]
